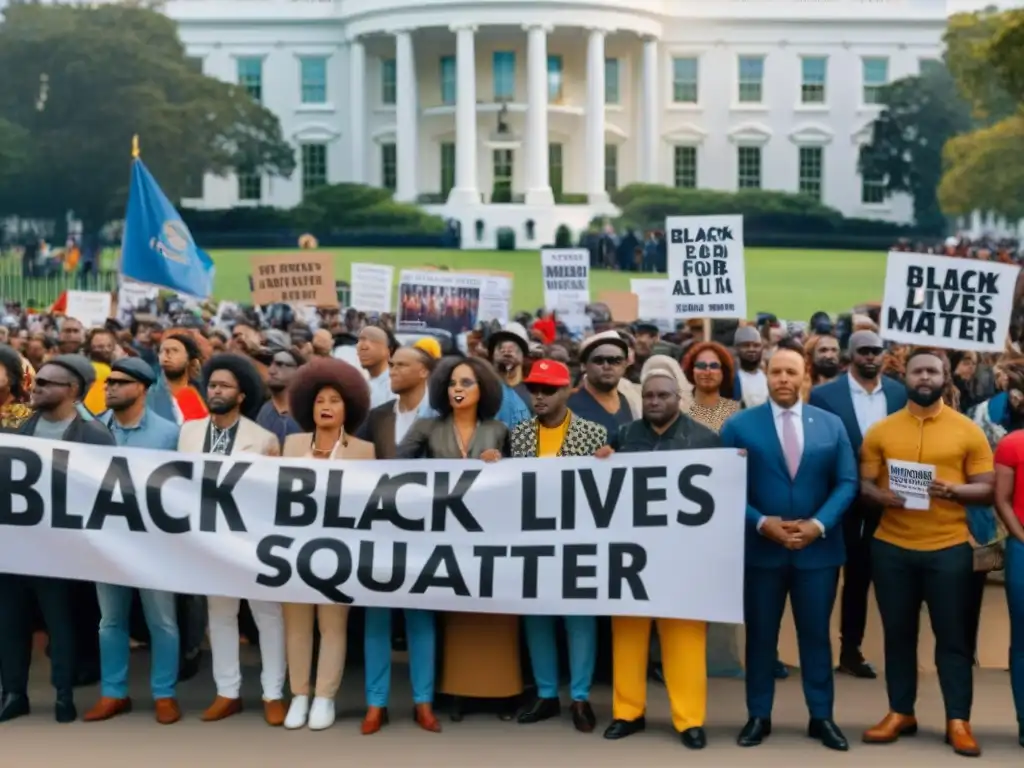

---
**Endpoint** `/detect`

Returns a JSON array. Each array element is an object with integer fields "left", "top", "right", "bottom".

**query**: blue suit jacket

[
  {"left": 807, "top": 374, "right": 906, "bottom": 457},
  {"left": 720, "top": 402, "right": 858, "bottom": 570}
]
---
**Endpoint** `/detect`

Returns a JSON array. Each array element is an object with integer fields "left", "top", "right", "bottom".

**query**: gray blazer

[{"left": 396, "top": 416, "right": 510, "bottom": 460}]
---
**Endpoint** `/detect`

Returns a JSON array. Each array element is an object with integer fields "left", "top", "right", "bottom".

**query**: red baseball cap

[{"left": 524, "top": 359, "right": 571, "bottom": 388}]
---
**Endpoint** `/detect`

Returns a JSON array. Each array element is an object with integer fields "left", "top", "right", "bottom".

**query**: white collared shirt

[
  {"left": 394, "top": 393, "right": 427, "bottom": 445},
  {"left": 848, "top": 372, "right": 888, "bottom": 438},
  {"left": 738, "top": 368, "right": 769, "bottom": 409},
  {"left": 368, "top": 369, "right": 393, "bottom": 409}
]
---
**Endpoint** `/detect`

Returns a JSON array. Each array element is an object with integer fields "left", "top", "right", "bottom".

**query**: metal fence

[{"left": 0, "top": 257, "right": 118, "bottom": 307}]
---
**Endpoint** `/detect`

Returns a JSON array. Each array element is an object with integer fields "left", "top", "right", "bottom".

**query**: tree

[
  {"left": 859, "top": 64, "right": 973, "bottom": 234},
  {"left": 939, "top": 115, "right": 1024, "bottom": 220},
  {"left": 0, "top": 2, "right": 296, "bottom": 232},
  {"left": 944, "top": 8, "right": 1019, "bottom": 122},
  {"left": 0, "top": 117, "right": 30, "bottom": 190}
]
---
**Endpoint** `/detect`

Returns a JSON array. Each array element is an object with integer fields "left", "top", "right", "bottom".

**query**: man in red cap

[{"left": 509, "top": 359, "right": 611, "bottom": 733}]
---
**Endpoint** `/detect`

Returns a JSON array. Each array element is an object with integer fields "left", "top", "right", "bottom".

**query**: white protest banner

[
  {"left": 887, "top": 459, "right": 935, "bottom": 511},
  {"left": 350, "top": 263, "right": 394, "bottom": 314},
  {"left": 631, "top": 278, "right": 671, "bottom": 329},
  {"left": 666, "top": 214, "right": 747, "bottom": 319},
  {"left": 397, "top": 270, "right": 508, "bottom": 333},
  {"left": 116, "top": 280, "right": 158, "bottom": 325},
  {"left": 541, "top": 248, "right": 589, "bottom": 314},
  {"left": 880, "top": 251, "right": 1020, "bottom": 352},
  {"left": 65, "top": 290, "right": 112, "bottom": 329},
  {"left": 0, "top": 436, "right": 746, "bottom": 623}
]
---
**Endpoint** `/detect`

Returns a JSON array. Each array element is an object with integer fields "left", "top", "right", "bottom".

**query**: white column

[
  {"left": 641, "top": 36, "right": 660, "bottom": 184},
  {"left": 585, "top": 27, "right": 608, "bottom": 206},
  {"left": 348, "top": 37, "right": 366, "bottom": 184},
  {"left": 447, "top": 24, "right": 479, "bottom": 206},
  {"left": 524, "top": 23, "right": 554, "bottom": 206},
  {"left": 394, "top": 29, "right": 418, "bottom": 202}
]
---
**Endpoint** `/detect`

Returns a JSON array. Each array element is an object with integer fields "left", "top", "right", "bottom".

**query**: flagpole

[{"left": 131, "top": 135, "right": 140, "bottom": 160}]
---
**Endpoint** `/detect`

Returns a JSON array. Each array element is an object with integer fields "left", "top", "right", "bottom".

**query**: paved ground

[{"left": 2, "top": 646, "right": 1022, "bottom": 767}]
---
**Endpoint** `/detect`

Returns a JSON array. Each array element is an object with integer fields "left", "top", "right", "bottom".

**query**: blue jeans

[
  {"left": 364, "top": 608, "right": 435, "bottom": 707},
  {"left": 1007, "top": 538, "right": 1024, "bottom": 727},
  {"left": 524, "top": 615, "right": 596, "bottom": 701},
  {"left": 96, "top": 584, "right": 179, "bottom": 699}
]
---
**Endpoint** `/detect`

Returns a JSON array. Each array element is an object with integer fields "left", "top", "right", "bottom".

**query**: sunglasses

[
  {"left": 693, "top": 361, "right": 722, "bottom": 371},
  {"left": 856, "top": 347, "right": 884, "bottom": 357},
  {"left": 590, "top": 355, "right": 625, "bottom": 367},
  {"left": 105, "top": 377, "right": 139, "bottom": 388},
  {"left": 526, "top": 384, "right": 560, "bottom": 397},
  {"left": 35, "top": 377, "right": 72, "bottom": 389}
]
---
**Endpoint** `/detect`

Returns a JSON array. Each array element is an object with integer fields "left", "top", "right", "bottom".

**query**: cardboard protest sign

[
  {"left": 880, "top": 251, "right": 1020, "bottom": 352},
  {"left": 666, "top": 214, "right": 747, "bottom": 319},
  {"left": 598, "top": 291, "right": 639, "bottom": 323},
  {"left": 631, "top": 278, "right": 671, "bottom": 329},
  {"left": 250, "top": 252, "right": 337, "bottom": 307},
  {"left": 350, "top": 263, "right": 394, "bottom": 314}
]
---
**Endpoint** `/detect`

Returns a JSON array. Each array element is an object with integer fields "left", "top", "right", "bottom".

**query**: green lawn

[{"left": 210, "top": 247, "right": 888, "bottom": 321}]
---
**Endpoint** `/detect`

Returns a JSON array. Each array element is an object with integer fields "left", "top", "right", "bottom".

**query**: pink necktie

[{"left": 782, "top": 410, "right": 801, "bottom": 479}]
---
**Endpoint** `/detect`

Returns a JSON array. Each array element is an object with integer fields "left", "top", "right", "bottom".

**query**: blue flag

[{"left": 120, "top": 159, "right": 215, "bottom": 298}]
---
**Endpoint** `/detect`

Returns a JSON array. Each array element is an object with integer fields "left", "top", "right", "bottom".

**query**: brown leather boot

[
  {"left": 263, "top": 699, "right": 286, "bottom": 727},
  {"left": 361, "top": 706, "right": 388, "bottom": 735},
  {"left": 862, "top": 712, "right": 918, "bottom": 743},
  {"left": 414, "top": 703, "right": 442, "bottom": 733},
  {"left": 946, "top": 720, "right": 981, "bottom": 757},
  {"left": 200, "top": 696, "right": 242, "bottom": 722},
  {"left": 154, "top": 698, "right": 181, "bottom": 725},
  {"left": 82, "top": 697, "right": 131, "bottom": 722}
]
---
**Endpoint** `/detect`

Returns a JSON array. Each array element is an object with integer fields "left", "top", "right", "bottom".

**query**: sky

[{"left": 947, "top": 0, "right": 1024, "bottom": 11}]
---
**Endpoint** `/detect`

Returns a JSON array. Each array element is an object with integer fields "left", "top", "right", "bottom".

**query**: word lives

[
  {"left": 253, "top": 260, "right": 326, "bottom": 304},
  {"left": 889, "top": 266, "right": 999, "bottom": 345},
  {"left": 669, "top": 225, "right": 736, "bottom": 314}
]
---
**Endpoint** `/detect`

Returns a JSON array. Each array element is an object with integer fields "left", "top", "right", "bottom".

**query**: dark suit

[
  {"left": 720, "top": 403, "right": 857, "bottom": 720},
  {"left": 358, "top": 400, "right": 400, "bottom": 459},
  {"left": 808, "top": 375, "right": 907, "bottom": 655}
]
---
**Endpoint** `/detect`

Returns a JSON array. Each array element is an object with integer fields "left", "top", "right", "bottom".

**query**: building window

[
  {"left": 381, "top": 58, "right": 396, "bottom": 105},
  {"left": 672, "top": 57, "right": 699, "bottom": 103},
  {"left": 301, "top": 143, "right": 328, "bottom": 195},
  {"left": 861, "top": 170, "right": 887, "bottom": 204},
  {"left": 381, "top": 143, "right": 397, "bottom": 191},
  {"left": 674, "top": 146, "right": 697, "bottom": 189},
  {"left": 547, "top": 55, "right": 563, "bottom": 102},
  {"left": 920, "top": 57, "right": 943, "bottom": 77},
  {"left": 183, "top": 171, "right": 204, "bottom": 199},
  {"left": 798, "top": 146, "right": 823, "bottom": 201},
  {"left": 299, "top": 56, "right": 327, "bottom": 105},
  {"left": 737, "top": 146, "right": 762, "bottom": 189},
  {"left": 738, "top": 55, "right": 765, "bottom": 103},
  {"left": 440, "top": 142, "right": 456, "bottom": 198},
  {"left": 605, "top": 58, "right": 620, "bottom": 105},
  {"left": 440, "top": 55, "right": 456, "bottom": 106},
  {"left": 493, "top": 51, "right": 515, "bottom": 101},
  {"left": 237, "top": 57, "right": 263, "bottom": 102},
  {"left": 493, "top": 149, "right": 513, "bottom": 202},
  {"left": 862, "top": 57, "right": 889, "bottom": 104},
  {"left": 604, "top": 144, "right": 618, "bottom": 193},
  {"left": 549, "top": 143, "right": 563, "bottom": 197},
  {"left": 237, "top": 173, "right": 262, "bottom": 202},
  {"left": 800, "top": 56, "right": 827, "bottom": 104}
]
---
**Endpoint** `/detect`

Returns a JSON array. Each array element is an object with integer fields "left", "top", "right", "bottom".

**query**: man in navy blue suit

[
  {"left": 808, "top": 330, "right": 907, "bottom": 679},
  {"left": 721, "top": 339, "right": 858, "bottom": 751}
]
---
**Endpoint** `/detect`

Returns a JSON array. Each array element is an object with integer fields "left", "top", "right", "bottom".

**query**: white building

[{"left": 161, "top": 0, "right": 952, "bottom": 247}]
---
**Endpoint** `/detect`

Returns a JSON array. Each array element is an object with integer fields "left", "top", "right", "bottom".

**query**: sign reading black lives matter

[
  {"left": 0, "top": 436, "right": 745, "bottom": 624},
  {"left": 666, "top": 214, "right": 747, "bottom": 320},
  {"left": 881, "top": 251, "right": 1021, "bottom": 352}
]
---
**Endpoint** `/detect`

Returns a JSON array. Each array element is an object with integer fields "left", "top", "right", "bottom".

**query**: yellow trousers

[{"left": 612, "top": 616, "right": 707, "bottom": 731}]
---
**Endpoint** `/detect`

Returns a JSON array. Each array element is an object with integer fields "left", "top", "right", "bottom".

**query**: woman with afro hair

[
  {"left": 280, "top": 357, "right": 374, "bottom": 732},
  {"left": 0, "top": 344, "right": 32, "bottom": 430}
]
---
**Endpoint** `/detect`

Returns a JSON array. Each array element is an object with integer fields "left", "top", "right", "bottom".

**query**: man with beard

[
  {"left": 809, "top": 331, "right": 906, "bottom": 679},
  {"left": 602, "top": 369, "right": 720, "bottom": 749},
  {"left": 732, "top": 326, "right": 768, "bottom": 408},
  {"left": 256, "top": 348, "right": 305, "bottom": 448},
  {"left": 488, "top": 321, "right": 532, "bottom": 412},
  {"left": 510, "top": 359, "right": 608, "bottom": 733},
  {"left": 356, "top": 325, "right": 394, "bottom": 407},
  {"left": 177, "top": 354, "right": 286, "bottom": 725},
  {"left": 0, "top": 354, "right": 115, "bottom": 724},
  {"left": 568, "top": 331, "right": 636, "bottom": 436},
  {"left": 87, "top": 328, "right": 117, "bottom": 366},
  {"left": 860, "top": 348, "right": 994, "bottom": 758},
  {"left": 57, "top": 316, "right": 85, "bottom": 355},
  {"left": 148, "top": 333, "right": 207, "bottom": 424},
  {"left": 87, "top": 358, "right": 182, "bottom": 725},
  {"left": 807, "top": 334, "right": 841, "bottom": 388}
]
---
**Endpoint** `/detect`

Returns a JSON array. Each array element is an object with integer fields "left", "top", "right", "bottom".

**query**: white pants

[{"left": 207, "top": 596, "right": 286, "bottom": 700}]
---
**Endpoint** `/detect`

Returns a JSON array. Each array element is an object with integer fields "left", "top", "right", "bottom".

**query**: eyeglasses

[
  {"left": 448, "top": 378, "right": 478, "bottom": 389},
  {"left": 526, "top": 385, "right": 560, "bottom": 397},
  {"left": 34, "top": 377, "right": 72, "bottom": 389},
  {"left": 856, "top": 347, "right": 884, "bottom": 357},
  {"left": 590, "top": 355, "right": 625, "bottom": 367},
  {"left": 105, "top": 378, "right": 138, "bottom": 388},
  {"left": 693, "top": 361, "right": 722, "bottom": 371}
]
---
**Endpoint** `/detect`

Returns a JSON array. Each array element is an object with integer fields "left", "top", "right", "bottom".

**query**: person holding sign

[
  {"left": 860, "top": 348, "right": 994, "bottom": 758},
  {"left": 720, "top": 340, "right": 857, "bottom": 752},
  {"left": 509, "top": 359, "right": 609, "bottom": 733},
  {"left": 280, "top": 358, "right": 374, "bottom": 732}
]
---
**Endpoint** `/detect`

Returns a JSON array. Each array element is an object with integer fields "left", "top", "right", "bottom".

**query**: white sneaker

[
  {"left": 307, "top": 697, "right": 336, "bottom": 731},
  {"left": 284, "top": 695, "right": 309, "bottom": 730}
]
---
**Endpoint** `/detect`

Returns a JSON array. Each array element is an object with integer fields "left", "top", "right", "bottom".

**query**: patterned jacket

[{"left": 510, "top": 412, "right": 608, "bottom": 458}]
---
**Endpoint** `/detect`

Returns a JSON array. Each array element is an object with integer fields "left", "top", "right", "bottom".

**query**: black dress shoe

[
  {"left": 517, "top": 696, "right": 560, "bottom": 724},
  {"left": 737, "top": 717, "right": 772, "bottom": 747},
  {"left": 54, "top": 692, "right": 77, "bottom": 724},
  {"left": 808, "top": 718, "right": 849, "bottom": 751},
  {"left": 0, "top": 693, "right": 30, "bottom": 723},
  {"left": 681, "top": 727, "right": 707, "bottom": 749},
  {"left": 570, "top": 701, "right": 596, "bottom": 733},
  {"left": 837, "top": 650, "right": 877, "bottom": 679},
  {"left": 603, "top": 716, "right": 646, "bottom": 740}
]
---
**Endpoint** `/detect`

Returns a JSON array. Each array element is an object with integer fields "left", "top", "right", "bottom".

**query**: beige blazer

[
  {"left": 281, "top": 432, "right": 375, "bottom": 461},
  {"left": 177, "top": 416, "right": 280, "bottom": 457}
]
